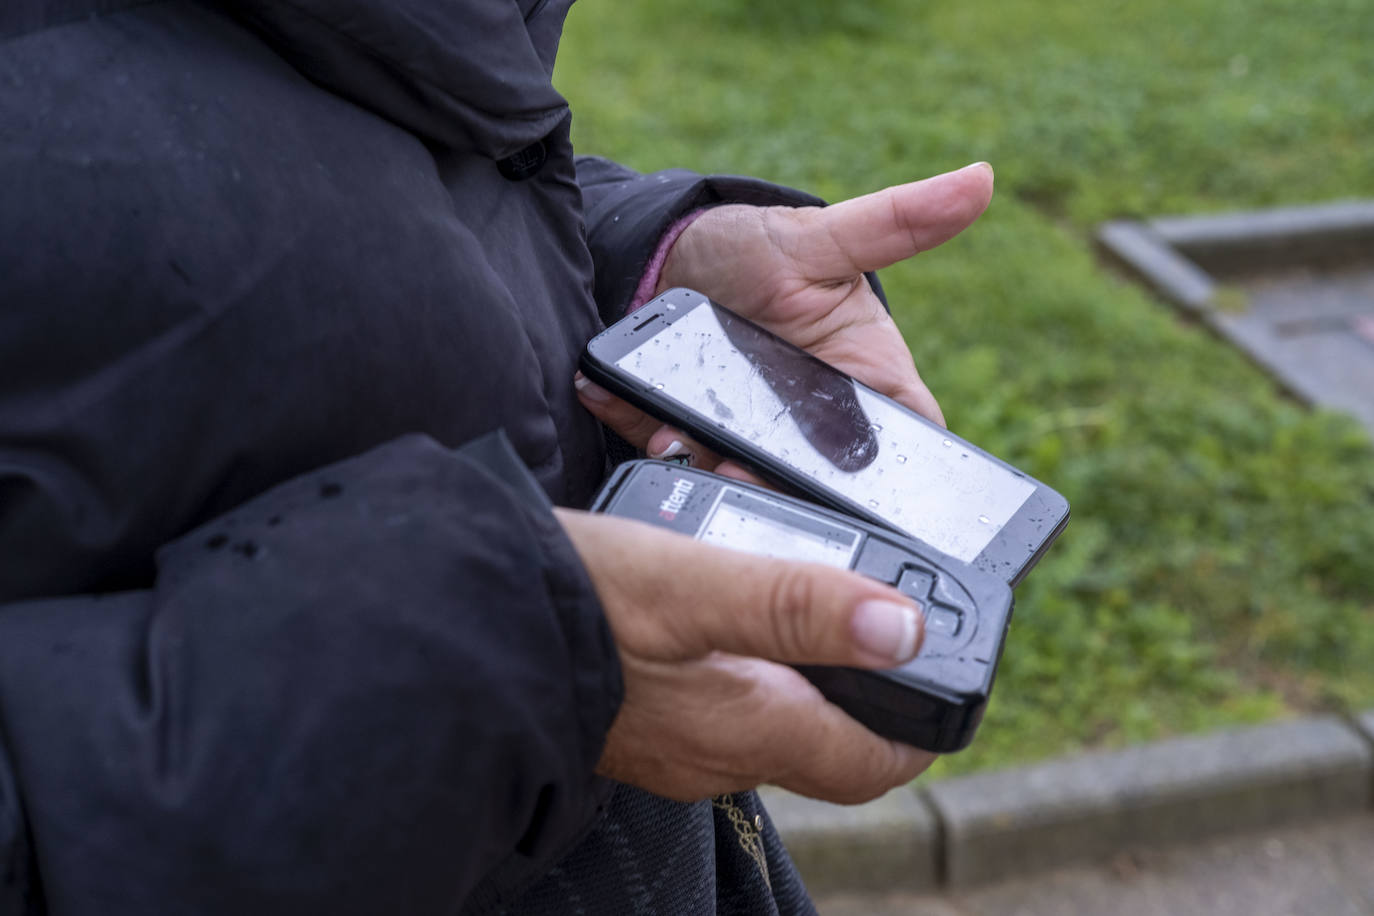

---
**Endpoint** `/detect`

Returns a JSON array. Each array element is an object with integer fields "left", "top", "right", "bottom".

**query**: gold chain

[{"left": 711, "top": 794, "right": 771, "bottom": 891}]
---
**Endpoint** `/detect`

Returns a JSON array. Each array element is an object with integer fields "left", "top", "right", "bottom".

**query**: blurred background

[{"left": 555, "top": 0, "right": 1374, "bottom": 780}]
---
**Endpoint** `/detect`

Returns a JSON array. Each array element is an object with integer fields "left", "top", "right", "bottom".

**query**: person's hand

[
  {"left": 575, "top": 162, "right": 994, "bottom": 477},
  {"left": 555, "top": 508, "right": 935, "bottom": 804}
]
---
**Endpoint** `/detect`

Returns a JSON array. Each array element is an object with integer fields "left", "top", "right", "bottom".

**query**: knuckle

[{"left": 764, "top": 568, "right": 818, "bottom": 660}]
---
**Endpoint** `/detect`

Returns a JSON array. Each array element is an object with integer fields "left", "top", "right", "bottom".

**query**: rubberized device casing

[{"left": 589, "top": 461, "right": 1016, "bottom": 753}]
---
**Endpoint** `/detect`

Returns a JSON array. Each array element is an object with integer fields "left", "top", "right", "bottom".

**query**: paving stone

[
  {"left": 1329, "top": 810, "right": 1374, "bottom": 909},
  {"left": 759, "top": 785, "right": 939, "bottom": 893},
  {"left": 952, "top": 814, "right": 1374, "bottom": 916},
  {"left": 1095, "top": 220, "right": 1215, "bottom": 312},
  {"left": 1359, "top": 710, "right": 1374, "bottom": 806},
  {"left": 924, "top": 717, "right": 1373, "bottom": 887},
  {"left": 1214, "top": 266, "right": 1374, "bottom": 433},
  {"left": 1356, "top": 709, "right": 1374, "bottom": 746},
  {"left": 1098, "top": 206, "right": 1374, "bottom": 438},
  {"left": 811, "top": 892, "right": 964, "bottom": 916},
  {"left": 815, "top": 814, "right": 1374, "bottom": 916},
  {"left": 1150, "top": 200, "right": 1374, "bottom": 276}
]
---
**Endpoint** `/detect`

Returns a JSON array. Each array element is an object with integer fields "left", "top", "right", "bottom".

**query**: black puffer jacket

[{"left": 0, "top": 1, "right": 824, "bottom": 913}]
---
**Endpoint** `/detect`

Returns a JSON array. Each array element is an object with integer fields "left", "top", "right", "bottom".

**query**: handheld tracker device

[
  {"left": 581, "top": 288, "right": 1070, "bottom": 586},
  {"left": 589, "top": 460, "right": 1016, "bottom": 753}
]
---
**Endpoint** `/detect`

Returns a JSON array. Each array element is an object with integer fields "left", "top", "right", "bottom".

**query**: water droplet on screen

[
  {"left": 942, "top": 439, "right": 953, "bottom": 448},
  {"left": 867, "top": 499, "right": 880, "bottom": 508},
  {"left": 896, "top": 455, "right": 908, "bottom": 463},
  {"left": 871, "top": 423, "right": 883, "bottom": 432},
  {"left": 673, "top": 332, "right": 682, "bottom": 338},
  {"left": 961, "top": 453, "right": 970, "bottom": 459},
  {"left": 978, "top": 514, "right": 991, "bottom": 524},
  {"left": 655, "top": 383, "right": 665, "bottom": 389}
]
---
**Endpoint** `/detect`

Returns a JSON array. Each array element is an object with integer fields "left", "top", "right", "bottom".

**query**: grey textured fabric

[{"left": 479, "top": 786, "right": 816, "bottom": 916}]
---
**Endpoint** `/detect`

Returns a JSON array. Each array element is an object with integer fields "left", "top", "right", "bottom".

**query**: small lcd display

[
  {"left": 698, "top": 486, "right": 862, "bottom": 570},
  {"left": 616, "top": 299, "right": 1037, "bottom": 562}
]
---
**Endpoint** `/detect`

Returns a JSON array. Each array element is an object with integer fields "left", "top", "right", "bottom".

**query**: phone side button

[
  {"left": 925, "top": 604, "right": 964, "bottom": 639},
  {"left": 897, "top": 567, "right": 935, "bottom": 600}
]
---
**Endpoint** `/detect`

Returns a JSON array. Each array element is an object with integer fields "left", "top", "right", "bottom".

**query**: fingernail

[
  {"left": 574, "top": 373, "right": 613, "bottom": 403},
  {"left": 964, "top": 161, "right": 994, "bottom": 177},
  {"left": 649, "top": 438, "right": 693, "bottom": 465},
  {"left": 851, "top": 600, "right": 923, "bottom": 663}
]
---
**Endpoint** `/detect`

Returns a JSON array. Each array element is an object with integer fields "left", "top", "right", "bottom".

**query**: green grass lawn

[{"left": 554, "top": 0, "right": 1374, "bottom": 777}]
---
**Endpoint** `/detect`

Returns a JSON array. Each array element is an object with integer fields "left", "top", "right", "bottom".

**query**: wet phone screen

[{"left": 587, "top": 289, "right": 1068, "bottom": 579}]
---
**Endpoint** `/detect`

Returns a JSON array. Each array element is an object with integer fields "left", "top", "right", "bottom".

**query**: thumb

[
  {"left": 656, "top": 529, "right": 926, "bottom": 669},
  {"left": 793, "top": 161, "right": 994, "bottom": 280},
  {"left": 556, "top": 509, "right": 925, "bottom": 669}
]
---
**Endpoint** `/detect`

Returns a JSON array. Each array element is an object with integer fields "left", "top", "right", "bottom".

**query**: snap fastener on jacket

[{"left": 497, "top": 139, "right": 547, "bottom": 181}]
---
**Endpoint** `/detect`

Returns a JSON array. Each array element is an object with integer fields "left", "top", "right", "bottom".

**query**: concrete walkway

[
  {"left": 764, "top": 714, "right": 1373, "bottom": 896},
  {"left": 1096, "top": 202, "right": 1374, "bottom": 438},
  {"left": 816, "top": 812, "right": 1374, "bottom": 916}
]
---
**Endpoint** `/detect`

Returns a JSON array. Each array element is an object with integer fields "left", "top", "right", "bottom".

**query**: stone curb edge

[
  {"left": 1095, "top": 200, "right": 1374, "bottom": 301},
  {"left": 761, "top": 711, "right": 1374, "bottom": 893},
  {"left": 1094, "top": 201, "right": 1374, "bottom": 417}
]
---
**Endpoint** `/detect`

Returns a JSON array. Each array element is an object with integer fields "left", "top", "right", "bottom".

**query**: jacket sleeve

[
  {"left": 0, "top": 433, "right": 622, "bottom": 915},
  {"left": 574, "top": 157, "right": 826, "bottom": 322}
]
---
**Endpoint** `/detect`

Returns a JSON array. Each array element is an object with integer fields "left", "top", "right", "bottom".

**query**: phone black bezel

[{"left": 582, "top": 287, "right": 1070, "bottom": 586}]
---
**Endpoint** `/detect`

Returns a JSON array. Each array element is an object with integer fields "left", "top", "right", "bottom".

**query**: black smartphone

[
  {"left": 590, "top": 460, "right": 1016, "bottom": 752},
  {"left": 581, "top": 288, "right": 1069, "bottom": 585}
]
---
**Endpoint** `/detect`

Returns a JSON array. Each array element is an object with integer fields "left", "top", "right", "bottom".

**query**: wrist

[{"left": 627, "top": 208, "right": 710, "bottom": 312}]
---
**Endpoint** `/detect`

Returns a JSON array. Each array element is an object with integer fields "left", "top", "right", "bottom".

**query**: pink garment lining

[{"left": 627, "top": 208, "right": 708, "bottom": 312}]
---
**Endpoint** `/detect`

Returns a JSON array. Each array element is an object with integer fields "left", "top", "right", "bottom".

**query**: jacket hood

[
  {"left": 3, "top": 0, "right": 571, "bottom": 158},
  {"left": 219, "top": 0, "right": 572, "bottom": 158}
]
